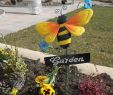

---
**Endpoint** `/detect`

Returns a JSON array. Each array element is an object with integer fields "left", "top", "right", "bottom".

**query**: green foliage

[
  {"left": 0, "top": 48, "right": 28, "bottom": 77},
  {"left": 15, "top": 57, "right": 28, "bottom": 76},
  {"left": 0, "top": 48, "right": 14, "bottom": 61}
]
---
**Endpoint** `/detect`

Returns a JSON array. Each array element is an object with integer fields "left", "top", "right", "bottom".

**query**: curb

[
  {"left": 76, "top": 63, "right": 113, "bottom": 79},
  {"left": 0, "top": 43, "right": 113, "bottom": 79}
]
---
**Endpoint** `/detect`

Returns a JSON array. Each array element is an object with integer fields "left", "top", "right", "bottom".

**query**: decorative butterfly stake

[
  {"left": 35, "top": 3, "right": 93, "bottom": 95},
  {"left": 35, "top": 9, "right": 93, "bottom": 49}
]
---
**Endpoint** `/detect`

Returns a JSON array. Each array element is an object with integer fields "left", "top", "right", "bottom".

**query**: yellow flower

[
  {"left": 0, "top": 48, "right": 3, "bottom": 51},
  {"left": 40, "top": 84, "right": 55, "bottom": 95},
  {"left": 0, "top": 48, "right": 13, "bottom": 56},
  {"left": 10, "top": 87, "right": 18, "bottom": 95},
  {"left": 0, "top": 48, "right": 4, "bottom": 53},
  {"left": 35, "top": 76, "right": 49, "bottom": 84}
]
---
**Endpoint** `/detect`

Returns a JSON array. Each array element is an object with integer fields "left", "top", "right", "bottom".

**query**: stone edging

[{"left": 0, "top": 43, "right": 54, "bottom": 62}]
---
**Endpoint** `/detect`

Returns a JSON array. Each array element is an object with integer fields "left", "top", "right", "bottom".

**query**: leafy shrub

[{"left": 0, "top": 47, "right": 28, "bottom": 94}]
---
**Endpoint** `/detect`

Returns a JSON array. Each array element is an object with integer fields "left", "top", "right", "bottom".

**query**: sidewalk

[
  {"left": 0, "top": 1, "right": 112, "bottom": 37},
  {"left": 0, "top": 1, "right": 82, "bottom": 36}
]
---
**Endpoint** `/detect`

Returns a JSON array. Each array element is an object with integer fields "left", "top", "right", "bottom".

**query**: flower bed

[
  {"left": 0, "top": 48, "right": 113, "bottom": 95},
  {"left": 21, "top": 59, "right": 113, "bottom": 95}
]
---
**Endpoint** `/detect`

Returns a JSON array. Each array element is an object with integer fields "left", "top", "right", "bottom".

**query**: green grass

[{"left": 0, "top": 6, "right": 113, "bottom": 67}]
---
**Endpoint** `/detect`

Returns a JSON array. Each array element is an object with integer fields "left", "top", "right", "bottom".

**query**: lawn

[{"left": 0, "top": 6, "right": 113, "bottom": 67}]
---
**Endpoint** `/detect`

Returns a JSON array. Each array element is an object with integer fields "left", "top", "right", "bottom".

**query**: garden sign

[{"left": 44, "top": 53, "right": 90, "bottom": 66}]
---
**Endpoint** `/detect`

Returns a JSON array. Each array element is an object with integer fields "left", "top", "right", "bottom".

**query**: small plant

[
  {"left": 0, "top": 47, "right": 28, "bottom": 95},
  {"left": 35, "top": 65, "right": 60, "bottom": 95},
  {"left": 0, "top": 47, "right": 28, "bottom": 77},
  {"left": 78, "top": 74, "right": 107, "bottom": 95}
]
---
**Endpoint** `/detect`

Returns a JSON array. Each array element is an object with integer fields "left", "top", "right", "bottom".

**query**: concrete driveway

[{"left": 0, "top": 1, "right": 82, "bottom": 36}]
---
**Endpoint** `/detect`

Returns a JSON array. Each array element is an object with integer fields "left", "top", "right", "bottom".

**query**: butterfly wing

[
  {"left": 35, "top": 22, "right": 59, "bottom": 43},
  {"left": 35, "top": 22, "right": 50, "bottom": 35},
  {"left": 66, "top": 9, "right": 93, "bottom": 26},
  {"left": 65, "top": 24, "right": 85, "bottom": 36}
]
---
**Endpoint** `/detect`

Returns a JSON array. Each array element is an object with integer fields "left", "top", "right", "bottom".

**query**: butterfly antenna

[{"left": 55, "top": 1, "right": 67, "bottom": 16}]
